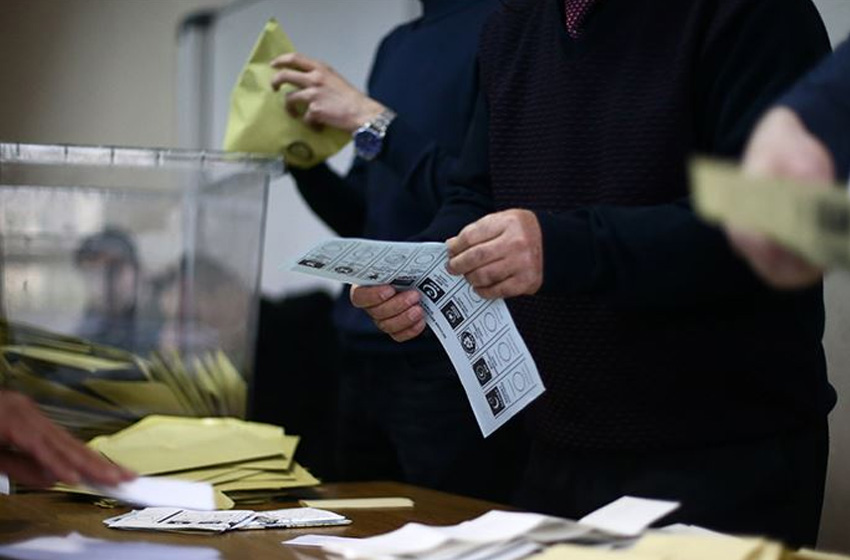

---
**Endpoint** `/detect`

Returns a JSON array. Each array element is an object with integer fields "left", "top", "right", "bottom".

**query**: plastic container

[{"left": 0, "top": 142, "right": 282, "bottom": 438}]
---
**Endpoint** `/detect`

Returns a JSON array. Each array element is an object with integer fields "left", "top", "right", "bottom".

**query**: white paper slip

[
  {"left": 240, "top": 507, "right": 350, "bottom": 529},
  {"left": 283, "top": 534, "right": 360, "bottom": 548},
  {"left": 290, "top": 238, "right": 545, "bottom": 437},
  {"left": 0, "top": 532, "right": 221, "bottom": 560},
  {"left": 104, "top": 507, "right": 254, "bottom": 533},
  {"left": 87, "top": 476, "right": 216, "bottom": 511},
  {"left": 578, "top": 496, "right": 680, "bottom": 537},
  {"left": 298, "top": 497, "right": 414, "bottom": 509}
]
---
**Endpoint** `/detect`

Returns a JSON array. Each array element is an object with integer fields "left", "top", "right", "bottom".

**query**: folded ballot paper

[
  {"left": 54, "top": 415, "right": 319, "bottom": 509},
  {"left": 290, "top": 238, "right": 545, "bottom": 437},
  {"left": 691, "top": 158, "right": 850, "bottom": 268},
  {"left": 103, "top": 506, "right": 349, "bottom": 533},
  {"left": 285, "top": 496, "right": 679, "bottom": 560},
  {"left": 223, "top": 18, "right": 350, "bottom": 168}
]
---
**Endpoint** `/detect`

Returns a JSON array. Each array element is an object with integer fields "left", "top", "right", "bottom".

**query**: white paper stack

[{"left": 284, "top": 497, "right": 679, "bottom": 560}]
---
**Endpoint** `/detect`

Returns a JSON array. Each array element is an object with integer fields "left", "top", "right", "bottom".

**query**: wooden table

[{"left": 0, "top": 482, "right": 509, "bottom": 559}]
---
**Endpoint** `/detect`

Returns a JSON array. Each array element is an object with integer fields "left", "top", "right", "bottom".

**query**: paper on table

[
  {"left": 578, "top": 496, "right": 679, "bottom": 537},
  {"left": 223, "top": 18, "right": 349, "bottom": 168},
  {"left": 86, "top": 476, "right": 216, "bottom": 511},
  {"left": 0, "top": 532, "right": 220, "bottom": 560},
  {"left": 290, "top": 238, "right": 545, "bottom": 437}
]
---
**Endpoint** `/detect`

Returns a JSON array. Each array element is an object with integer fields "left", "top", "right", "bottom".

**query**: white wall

[{"left": 0, "top": 0, "right": 229, "bottom": 147}]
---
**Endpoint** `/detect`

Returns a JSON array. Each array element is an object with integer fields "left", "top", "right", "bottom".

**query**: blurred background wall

[{"left": 0, "top": 0, "right": 849, "bottom": 552}]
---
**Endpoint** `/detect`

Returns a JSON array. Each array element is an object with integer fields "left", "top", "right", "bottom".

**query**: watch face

[{"left": 354, "top": 128, "right": 382, "bottom": 160}]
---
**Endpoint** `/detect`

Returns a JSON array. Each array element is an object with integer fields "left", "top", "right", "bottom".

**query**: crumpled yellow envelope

[{"left": 223, "top": 18, "right": 350, "bottom": 168}]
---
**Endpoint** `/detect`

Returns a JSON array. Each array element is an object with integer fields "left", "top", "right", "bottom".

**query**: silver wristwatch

[{"left": 353, "top": 109, "right": 397, "bottom": 161}]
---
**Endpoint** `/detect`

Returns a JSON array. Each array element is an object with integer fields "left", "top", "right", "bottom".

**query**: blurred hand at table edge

[
  {"left": 726, "top": 106, "right": 836, "bottom": 289},
  {"left": 271, "top": 52, "right": 387, "bottom": 133},
  {"left": 0, "top": 390, "right": 135, "bottom": 488}
]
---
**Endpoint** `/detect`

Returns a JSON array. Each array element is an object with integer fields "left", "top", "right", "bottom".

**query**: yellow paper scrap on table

[{"left": 223, "top": 18, "right": 350, "bottom": 168}]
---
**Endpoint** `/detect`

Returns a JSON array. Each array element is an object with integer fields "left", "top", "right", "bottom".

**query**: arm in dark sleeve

[
  {"left": 538, "top": 0, "right": 832, "bottom": 306},
  {"left": 290, "top": 161, "right": 367, "bottom": 238},
  {"left": 780, "top": 37, "right": 850, "bottom": 181},
  {"left": 412, "top": 88, "right": 495, "bottom": 241},
  {"left": 377, "top": 109, "right": 473, "bottom": 213}
]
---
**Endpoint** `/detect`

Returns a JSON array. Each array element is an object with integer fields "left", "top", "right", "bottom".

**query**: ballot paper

[
  {"left": 84, "top": 476, "right": 216, "bottom": 511},
  {"left": 578, "top": 497, "right": 680, "bottom": 537},
  {"left": 284, "top": 497, "right": 680, "bottom": 560},
  {"left": 691, "top": 158, "right": 850, "bottom": 268},
  {"left": 0, "top": 532, "right": 220, "bottom": 560},
  {"left": 290, "top": 238, "right": 545, "bottom": 437},
  {"left": 104, "top": 506, "right": 349, "bottom": 533}
]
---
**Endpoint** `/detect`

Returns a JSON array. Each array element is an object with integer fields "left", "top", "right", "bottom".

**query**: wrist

[{"left": 349, "top": 100, "right": 387, "bottom": 133}]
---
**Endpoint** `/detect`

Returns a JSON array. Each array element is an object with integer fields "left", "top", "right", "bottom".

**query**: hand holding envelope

[{"left": 223, "top": 19, "right": 350, "bottom": 168}]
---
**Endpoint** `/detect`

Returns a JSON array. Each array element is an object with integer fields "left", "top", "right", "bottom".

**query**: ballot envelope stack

[
  {"left": 0, "top": 319, "right": 247, "bottom": 441},
  {"left": 54, "top": 415, "right": 320, "bottom": 509}
]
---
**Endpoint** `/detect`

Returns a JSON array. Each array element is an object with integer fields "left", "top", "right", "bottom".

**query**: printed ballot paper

[
  {"left": 290, "top": 238, "right": 545, "bottom": 437},
  {"left": 104, "top": 506, "right": 349, "bottom": 534}
]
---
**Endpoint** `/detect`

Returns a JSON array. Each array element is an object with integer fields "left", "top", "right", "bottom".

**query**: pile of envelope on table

[{"left": 54, "top": 415, "right": 319, "bottom": 509}]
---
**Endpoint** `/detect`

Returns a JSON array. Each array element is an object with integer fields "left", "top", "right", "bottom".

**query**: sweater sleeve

[
  {"left": 290, "top": 161, "right": 368, "bottom": 238},
  {"left": 536, "top": 0, "right": 832, "bottom": 306},
  {"left": 413, "top": 87, "right": 495, "bottom": 241},
  {"left": 779, "top": 37, "right": 850, "bottom": 182}
]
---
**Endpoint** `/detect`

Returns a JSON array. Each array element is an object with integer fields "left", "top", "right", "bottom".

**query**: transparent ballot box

[{"left": 0, "top": 143, "right": 282, "bottom": 439}]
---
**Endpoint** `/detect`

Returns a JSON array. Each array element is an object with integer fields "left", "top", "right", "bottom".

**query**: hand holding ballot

[
  {"left": 270, "top": 52, "right": 387, "bottom": 133},
  {"left": 349, "top": 285, "right": 426, "bottom": 343},
  {"left": 0, "top": 390, "right": 134, "bottom": 488},
  {"left": 446, "top": 209, "right": 544, "bottom": 299},
  {"left": 721, "top": 107, "right": 837, "bottom": 289}
]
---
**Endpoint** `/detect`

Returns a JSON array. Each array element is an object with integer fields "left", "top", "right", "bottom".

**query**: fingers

[
  {"left": 270, "top": 52, "right": 320, "bottom": 72},
  {"left": 350, "top": 286, "right": 426, "bottom": 342},
  {"left": 350, "top": 284, "right": 398, "bottom": 309},
  {"left": 0, "top": 391, "right": 135, "bottom": 487},
  {"left": 448, "top": 237, "right": 506, "bottom": 277},
  {"left": 726, "top": 228, "right": 823, "bottom": 289},
  {"left": 0, "top": 450, "right": 55, "bottom": 488},
  {"left": 447, "top": 214, "right": 506, "bottom": 260},
  {"left": 271, "top": 68, "right": 314, "bottom": 91}
]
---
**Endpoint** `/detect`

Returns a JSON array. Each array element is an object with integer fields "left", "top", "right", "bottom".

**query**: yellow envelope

[{"left": 223, "top": 18, "right": 350, "bottom": 168}]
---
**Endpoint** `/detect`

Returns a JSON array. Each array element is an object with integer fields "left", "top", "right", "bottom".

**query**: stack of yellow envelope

[
  {"left": 0, "top": 319, "right": 247, "bottom": 440},
  {"left": 55, "top": 415, "right": 318, "bottom": 509}
]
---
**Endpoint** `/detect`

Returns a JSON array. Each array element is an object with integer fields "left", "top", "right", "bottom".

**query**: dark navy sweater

[
  {"left": 421, "top": 0, "right": 837, "bottom": 450},
  {"left": 291, "top": 0, "right": 498, "bottom": 351},
  {"left": 781, "top": 36, "right": 850, "bottom": 181}
]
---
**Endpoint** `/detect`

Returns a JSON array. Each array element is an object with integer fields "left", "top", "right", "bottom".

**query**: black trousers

[
  {"left": 336, "top": 347, "right": 529, "bottom": 503},
  {"left": 515, "top": 421, "right": 829, "bottom": 548}
]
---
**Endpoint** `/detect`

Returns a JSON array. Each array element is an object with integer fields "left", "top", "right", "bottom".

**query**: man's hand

[
  {"left": 271, "top": 52, "right": 387, "bottom": 132},
  {"left": 446, "top": 209, "right": 544, "bottom": 299},
  {"left": 0, "top": 391, "right": 135, "bottom": 488},
  {"left": 350, "top": 285, "right": 426, "bottom": 342},
  {"left": 726, "top": 107, "right": 836, "bottom": 289}
]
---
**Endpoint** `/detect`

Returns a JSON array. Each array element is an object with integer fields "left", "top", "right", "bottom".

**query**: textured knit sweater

[
  {"left": 781, "top": 36, "right": 850, "bottom": 181},
  {"left": 422, "top": 0, "right": 837, "bottom": 450},
  {"left": 290, "top": 0, "right": 498, "bottom": 352}
]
